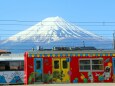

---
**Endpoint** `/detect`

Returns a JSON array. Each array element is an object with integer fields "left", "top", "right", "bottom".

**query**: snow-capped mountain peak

[
  {"left": 1, "top": 16, "right": 112, "bottom": 53},
  {"left": 3, "top": 16, "right": 102, "bottom": 43}
]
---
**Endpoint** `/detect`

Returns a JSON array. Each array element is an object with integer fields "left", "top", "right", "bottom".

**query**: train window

[
  {"left": 0, "top": 62, "right": 5, "bottom": 70},
  {"left": 79, "top": 60, "right": 90, "bottom": 71},
  {"left": 10, "top": 61, "right": 20, "bottom": 70},
  {"left": 54, "top": 60, "right": 59, "bottom": 69},
  {"left": 92, "top": 59, "right": 104, "bottom": 71},
  {"left": 80, "top": 65, "right": 90, "bottom": 70},
  {"left": 0, "top": 61, "right": 9, "bottom": 71},
  {"left": 80, "top": 60, "right": 90, "bottom": 64},
  {"left": 92, "top": 59, "right": 103, "bottom": 64},
  {"left": 63, "top": 60, "right": 68, "bottom": 69},
  {"left": 10, "top": 61, "right": 24, "bottom": 70},
  {"left": 0, "top": 61, "right": 23, "bottom": 71},
  {"left": 79, "top": 59, "right": 104, "bottom": 71},
  {"left": 0, "top": 65, "right": 5, "bottom": 70},
  {"left": 92, "top": 65, "right": 103, "bottom": 70},
  {"left": 36, "top": 61, "right": 41, "bottom": 69}
]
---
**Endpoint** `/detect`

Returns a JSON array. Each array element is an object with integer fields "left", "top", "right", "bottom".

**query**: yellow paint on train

[{"left": 52, "top": 58, "right": 70, "bottom": 83}]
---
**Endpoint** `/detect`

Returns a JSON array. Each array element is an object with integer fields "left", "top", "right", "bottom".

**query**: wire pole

[
  {"left": 83, "top": 41, "right": 85, "bottom": 47},
  {"left": 113, "top": 31, "right": 115, "bottom": 50}
]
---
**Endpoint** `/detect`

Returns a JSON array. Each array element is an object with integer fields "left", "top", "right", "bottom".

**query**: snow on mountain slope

[
  {"left": 3, "top": 16, "right": 102, "bottom": 44},
  {"left": 0, "top": 16, "right": 112, "bottom": 53}
]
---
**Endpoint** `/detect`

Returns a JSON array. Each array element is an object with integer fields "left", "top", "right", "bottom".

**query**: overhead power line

[
  {"left": 0, "top": 28, "right": 114, "bottom": 31},
  {"left": 0, "top": 33, "right": 113, "bottom": 35},
  {"left": 0, "top": 19, "right": 115, "bottom": 23},
  {"left": 0, "top": 29, "right": 113, "bottom": 31},
  {"left": 0, "top": 24, "right": 115, "bottom": 26}
]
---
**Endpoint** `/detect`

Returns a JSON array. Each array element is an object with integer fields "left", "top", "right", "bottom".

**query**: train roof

[
  {"left": 27, "top": 50, "right": 115, "bottom": 54},
  {"left": 0, "top": 53, "right": 24, "bottom": 61}
]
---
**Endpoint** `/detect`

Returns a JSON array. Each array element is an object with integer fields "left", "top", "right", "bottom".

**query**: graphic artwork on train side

[
  {"left": 24, "top": 50, "right": 115, "bottom": 84},
  {"left": 0, "top": 71, "right": 24, "bottom": 84}
]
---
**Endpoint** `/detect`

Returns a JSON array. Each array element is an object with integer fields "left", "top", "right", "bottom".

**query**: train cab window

[
  {"left": 36, "top": 61, "right": 41, "bottom": 69},
  {"left": 63, "top": 60, "right": 68, "bottom": 69},
  {"left": 54, "top": 60, "right": 59, "bottom": 69}
]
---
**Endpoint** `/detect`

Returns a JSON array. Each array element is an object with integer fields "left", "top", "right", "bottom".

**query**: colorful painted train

[
  {"left": 24, "top": 49, "right": 115, "bottom": 84},
  {"left": 0, "top": 54, "right": 24, "bottom": 84}
]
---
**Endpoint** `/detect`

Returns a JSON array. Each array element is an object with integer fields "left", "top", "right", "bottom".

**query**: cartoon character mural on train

[{"left": 24, "top": 50, "right": 115, "bottom": 84}]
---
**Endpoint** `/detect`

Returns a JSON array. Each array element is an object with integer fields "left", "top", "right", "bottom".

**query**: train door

[
  {"left": 34, "top": 58, "right": 43, "bottom": 83},
  {"left": 113, "top": 58, "right": 115, "bottom": 82},
  {"left": 61, "top": 58, "right": 70, "bottom": 83},
  {"left": 52, "top": 58, "right": 70, "bottom": 83},
  {"left": 52, "top": 58, "right": 61, "bottom": 83}
]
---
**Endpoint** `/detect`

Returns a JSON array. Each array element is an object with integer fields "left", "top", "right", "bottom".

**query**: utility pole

[
  {"left": 113, "top": 32, "right": 115, "bottom": 50},
  {"left": 83, "top": 41, "right": 85, "bottom": 47}
]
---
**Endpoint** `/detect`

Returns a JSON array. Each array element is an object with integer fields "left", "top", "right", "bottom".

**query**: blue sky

[{"left": 0, "top": 0, "right": 115, "bottom": 40}]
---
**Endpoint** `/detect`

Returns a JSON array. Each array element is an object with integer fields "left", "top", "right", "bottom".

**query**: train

[
  {"left": 0, "top": 54, "right": 24, "bottom": 84},
  {"left": 0, "top": 47, "right": 115, "bottom": 85},
  {"left": 24, "top": 48, "right": 115, "bottom": 84}
]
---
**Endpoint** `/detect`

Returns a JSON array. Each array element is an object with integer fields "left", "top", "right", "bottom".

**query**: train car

[
  {"left": 0, "top": 54, "right": 24, "bottom": 84},
  {"left": 24, "top": 50, "right": 115, "bottom": 84},
  {"left": 113, "top": 57, "right": 115, "bottom": 82}
]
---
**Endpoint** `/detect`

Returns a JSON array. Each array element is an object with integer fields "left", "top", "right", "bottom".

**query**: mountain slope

[
  {"left": 3, "top": 16, "right": 102, "bottom": 43},
  {"left": 0, "top": 16, "right": 112, "bottom": 53}
]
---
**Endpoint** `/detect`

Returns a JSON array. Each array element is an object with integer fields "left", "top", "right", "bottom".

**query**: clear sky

[{"left": 0, "top": 0, "right": 115, "bottom": 40}]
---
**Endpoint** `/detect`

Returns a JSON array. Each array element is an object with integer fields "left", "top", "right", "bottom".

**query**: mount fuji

[{"left": 0, "top": 16, "right": 113, "bottom": 53}]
